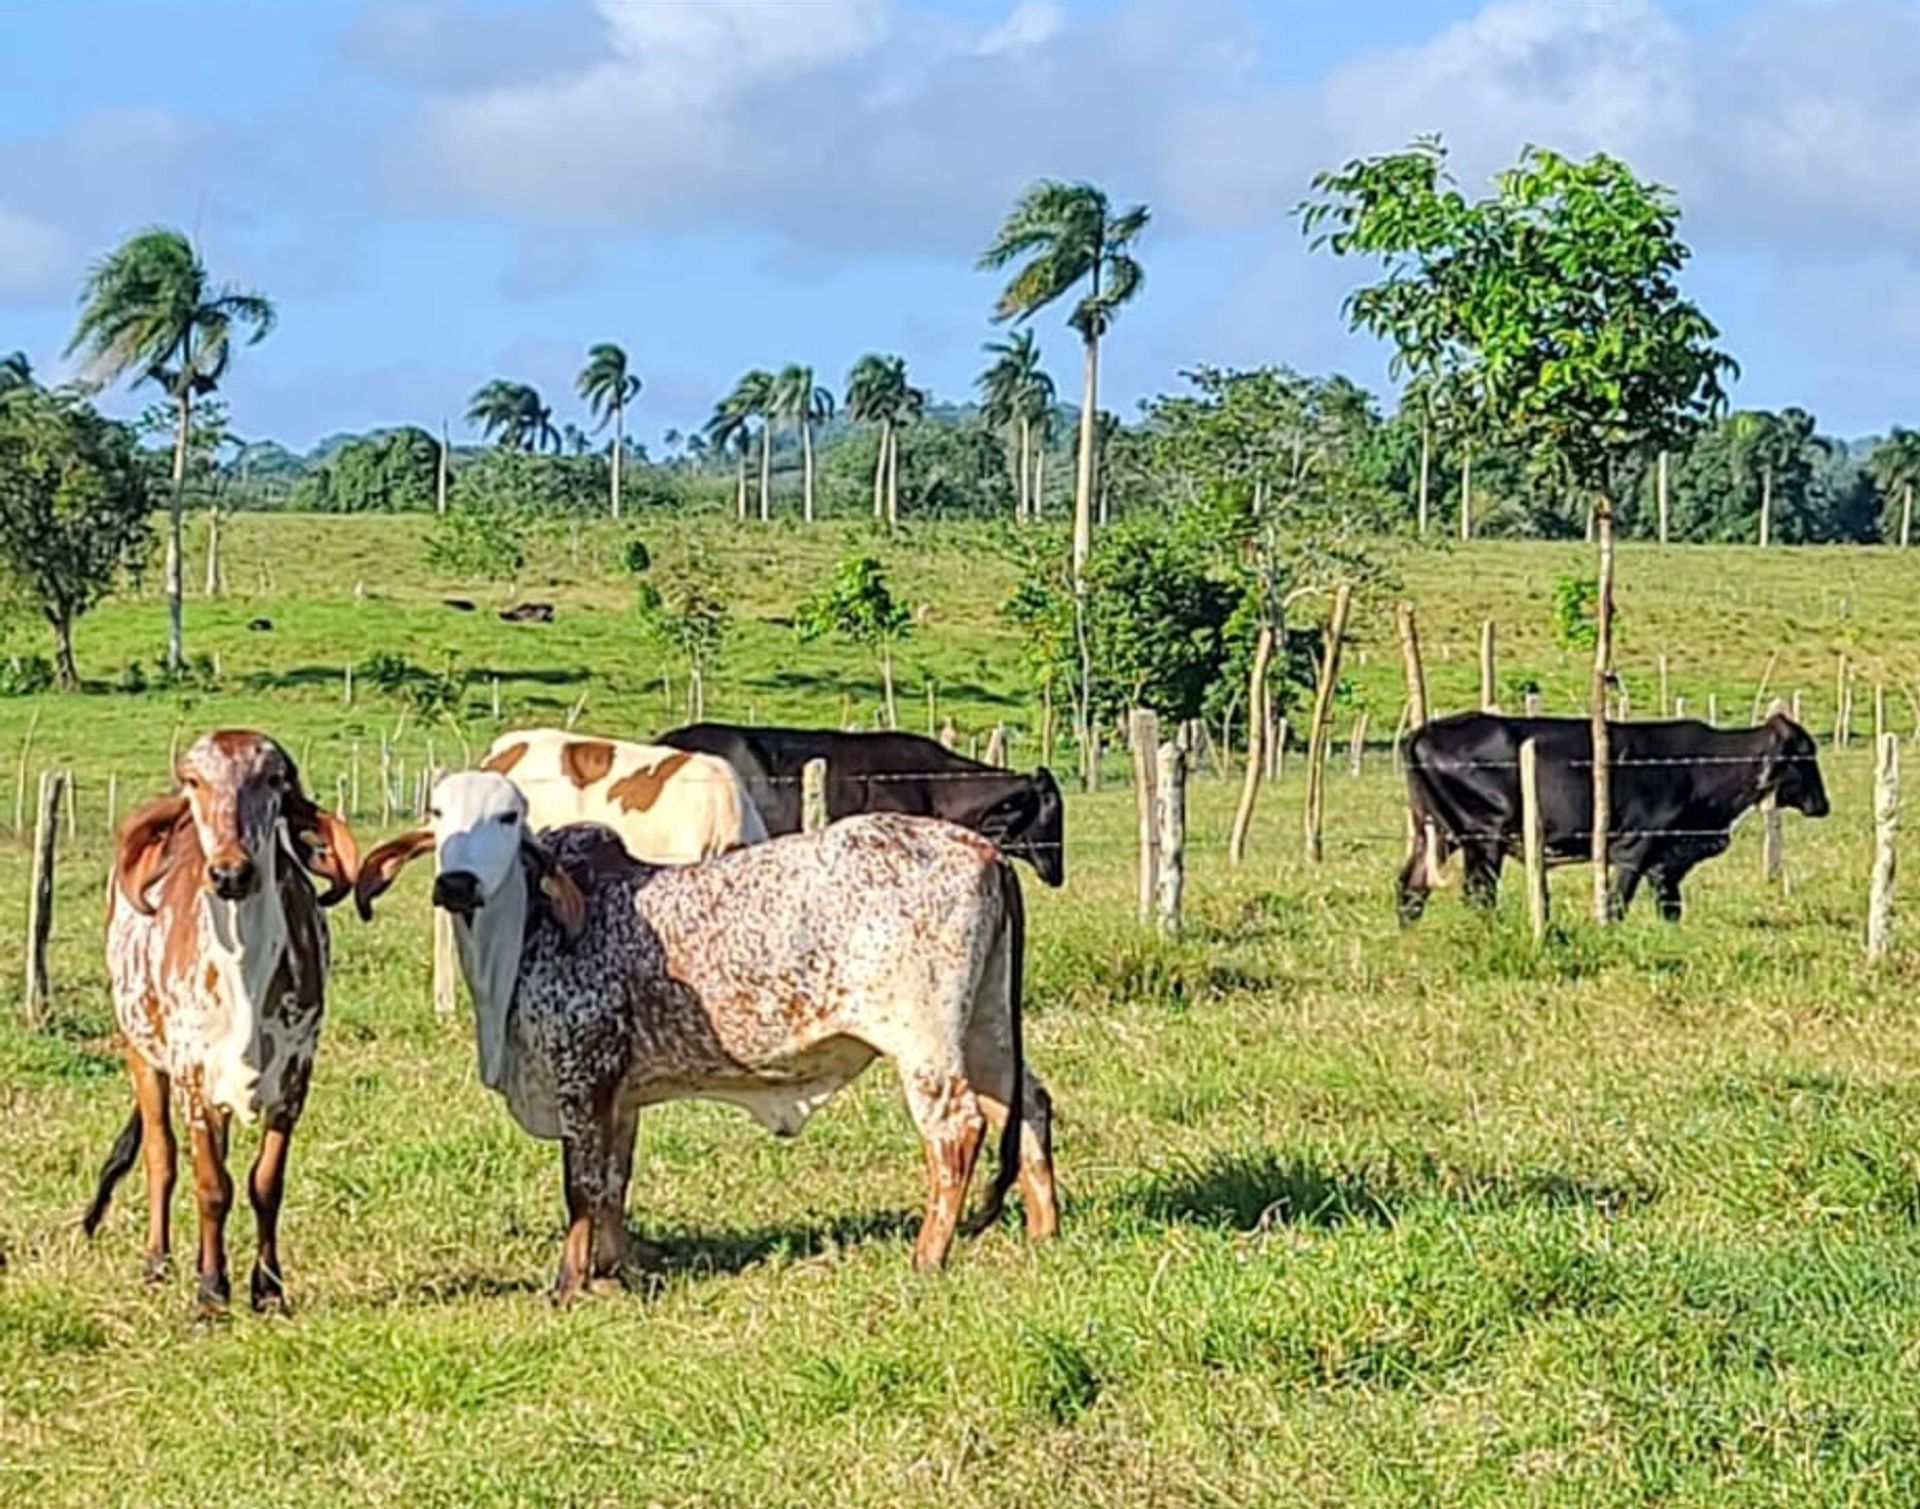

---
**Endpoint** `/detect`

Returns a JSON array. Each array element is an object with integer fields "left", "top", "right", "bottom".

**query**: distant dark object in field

[
  {"left": 442, "top": 598, "right": 477, "bottom": 613},
  {"left": 246, "top": 618, "right": 272, "bottom": 632},
  {"left": 499, "top": 602, "right": 555, "bottom": 624}
]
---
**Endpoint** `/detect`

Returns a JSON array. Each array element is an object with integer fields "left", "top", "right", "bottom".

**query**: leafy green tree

[
  {"left": 774, "top": 364, "right": 834, "bottom": 523},
  {"left": 449, "top": 449, "right": 605, "bottom": 518},
  {"left": 66, "top": 226, "right": 274, "bottom": 672},
  {"left": 716, "top": 369, "right": 777, "bottom": 522},
  {"left": 1304, "top": 137, "right": 1732, "bottom": 921},
  {"left": 425, "top": 497, "right": 528, "bottom": 583},
  {"left": 0, "top": 388, "right": 154, "bottom": 687},
  {"left": 1083, "top": 515, "right": 1237, "bottom": 724},
  {"left": 467, "top": 379, "right": 559, "bottom": 453},
  {"left": 981, "top": 181, "right": 1149, "bottom": 579},
  {"left": 290, "top": 427, "right": 439, "bottom": 512},
  {"left": 705, "top": 386, "right": 757, "bottom": 521},
  {"left": 577, "top": 343, "right": 641, "bottom": 519},
  {"left": 0, "top": 351, "right": 32, "bottom": 400},
  {"left": 634, "top": 543, "right": 730, "bottom": 719},
  {"left": 1870, "top": 426, "right": 1920, "bottom": 547},
  {"left": 1665, "top": 409, "right": 1865, "bottom": 544},
  {"left": 796, "top": 553, "right": 912, "bottom": 727}
]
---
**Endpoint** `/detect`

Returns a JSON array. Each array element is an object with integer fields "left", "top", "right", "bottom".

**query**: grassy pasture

[{"left": 1, "top": 515, "right": 1917, "bottom": 1506}]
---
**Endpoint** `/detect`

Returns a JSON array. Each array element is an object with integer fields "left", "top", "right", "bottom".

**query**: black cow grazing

[
  {"left": 657, "top": 723, "right": 1066, "bottom": 887},
  {"left": 1400, "top": 711, "right": 1829, "bottom": 923}
]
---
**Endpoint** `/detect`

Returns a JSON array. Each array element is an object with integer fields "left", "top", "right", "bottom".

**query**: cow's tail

[
  {"left": 977, "top": 860, "right": 1027, "bottom": 1225},
  {"left": 81, "top": 1108, "right": 143, "bottom": 1237}
]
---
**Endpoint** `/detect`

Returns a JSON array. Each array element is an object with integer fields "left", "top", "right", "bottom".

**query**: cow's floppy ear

[
  {"left": 520, "top": 834, "right": 587, "bottom": 942},
  {"left": 283, "top": 787, "right": 360, "bottom": 908},
  {"left": 114, "top": 796, "right": 191, "bottom": 916},
  {"left": 354, "top": 829, "right": 435, "bottom": 921}
]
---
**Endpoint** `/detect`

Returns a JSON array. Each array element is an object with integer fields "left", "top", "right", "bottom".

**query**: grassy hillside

[{"left": 2, "top": 515, "right": 1916, "bottom": 1505}]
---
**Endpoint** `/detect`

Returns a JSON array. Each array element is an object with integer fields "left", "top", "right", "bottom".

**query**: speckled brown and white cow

[
  {"left": 356, "top": 770, "right": 1056, "bottom": 1303},
  {"left": 480, "top": 728, "right": 766, "bottom": 864},
  {"left": 83, "top": 731, "right": 358, "bottom": 1315}
]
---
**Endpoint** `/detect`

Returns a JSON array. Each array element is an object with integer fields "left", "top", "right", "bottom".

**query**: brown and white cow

[
  {"left": 84, "top": 731, "right": 358, "bottom": 1315},
  {"left": 481, "top": 728, "right": 766, "bottom": 864},
  {"left": 355, "top": 771, "right": 1056, "bottom": 1303}
]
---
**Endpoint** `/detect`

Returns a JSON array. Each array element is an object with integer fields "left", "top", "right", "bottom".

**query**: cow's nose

[
  {"left": 432, "top": 870, "right": 483, "bottom": 915},
  {"left": 208, "top": 858, "right": 258, "bottom": 899}
]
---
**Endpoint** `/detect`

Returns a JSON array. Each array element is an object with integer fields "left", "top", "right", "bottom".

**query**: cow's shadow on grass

[
  {"left": 625, "top": 1207, "right": 920, "bottom": 1281},
  {"left": 1126, "top": 1150, "right": 1655, "bottom": 1233},
  {"left": 244, "top": 663, "right": 589, "bottom": 694}
]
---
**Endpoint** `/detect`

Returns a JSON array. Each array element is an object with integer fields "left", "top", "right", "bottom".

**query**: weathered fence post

[
  {"left": 105, "top": 773, "right": 119, "bottom": 834},
  {"left": 379, "top": 735, "right": 394, "bottom": 826},
  {"left": 1868, "top": 733, "right": 1899, "bottom": 965},
  {"left": 1707, "top": 693, "right": 1719, "bottom": 727},
  {"left": 1524, "top": 689, "right": 1542, "bottom": 717},
  {"left": 1874, "top": 684, "right": 1887, "bottom": 744},
  {"left": 1658, "top": 652, "right": 1671, "bottom": 718},
  {"left": 428, "top": 768, "right": 458, "bottom": 1017},
  {"left": 23, "top": 769, "right": 64, "bottom": 1026},
  {"left": 1396, "top": 603, "right": 1429, "bottom": 730},
  {"left": 1674, "top": 695, "right": 1688, "bottom": 721},
  {"left": 1347, "top": 711, "right": 1368, "bottom": 777},
  {"left": 984, "top": 724, "right": 1007, "bottom": 766},
  {"left": 1273, "top": 718, "right": 1289, "bottom": 782},
  {"left": 343, "top": 662, "right": 355, "bottom": 707},
  {"left": 1590, "top": 498, "right": 1617, "bottom": 925},
  {"left": 1228, "top": 626, "right": 1275, "bottom": 866},
  {"left": 1479, "top": 619, "right": 1498, "bottom": 710},
  {"left": 12, "top": 707, "right": 40, "bottom": 833},
  {"left": 1521, "top": 738, "right": 1549, "bottom": 946},
  {"left": 1155, "top": 738, "right": 1186, "bottom": 936},
  {"left": 801, "top": 758, "right": 829, "bottom": 834},
  {"left": 1130, "top": 709, "right": 1160, "bottom": 923},
  {"left": 1303, "top": 583, "right": 1353, "bottom": 865},
  {"left": 939, "top": 717, "right": 957, "bottom": 751},
  {"left": 1834, "top": 653, "right": 1851, "bottom": 749},
  {"left": 1657, "top": 448, "right": 1670, "bottom": 546},
  {"left": 349, "top": 742, "right": 362, "bottom": 817},
  {"left": 490, "top": 676, "right": 502, "bottom": 720},
  {"left": 1749, "top": 648, "right": 1781, "bottom": 727},
  {"left": 64, "top": 770, "right": 78, "bottom": 843},
  {"left": 1086, "top": 722, "right": 1102, "bottom": 794}
]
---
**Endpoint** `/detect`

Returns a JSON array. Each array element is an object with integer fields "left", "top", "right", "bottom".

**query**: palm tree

[
  {"left": 775, "top": 364, "right": 835, "bottom": 523},
  {"left": 577, "top": 342, "right": 641, "bottom": 518},
  {"left": 704, "top": 391, "right": 754, "bottom": 520},
  {"left": 1870, "top": 426, "right": 1920, "bottom": 548},
  {"left": 467, "top": 379, "right": 559, "bottom": 453},
  {"left": 66, "top": 227, "right": 274, "bottom": 672},
  {"left": 980, "top": 181, "right": 1148, "bottom": 576},
  {"left": 0, "top": 350, "right": 32, "bottom": 398},
  {"left": 715, "top": 370, "right": 776, "bottom": 521},
  {"left": 1730, "top": 408, "right": 1822, "bottom": 546},
  {"left": 977, "top": 331, "right": 1043, "bottom": 520},
  {"left": 846, "top": 353, "right": 924, "bottom": 528}
]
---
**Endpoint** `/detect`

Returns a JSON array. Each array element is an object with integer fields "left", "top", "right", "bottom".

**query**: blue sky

[{"left": 4, "top": 0, "right": 1918, "bottom": 451}]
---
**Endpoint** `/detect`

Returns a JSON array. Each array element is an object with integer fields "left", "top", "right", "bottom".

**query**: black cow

[
  {"left": 657, "top": 723, "right": 1065, "bottom": 887},
  {"left": 1400, "top": 711, "right": 1829, "bottom": 923}
]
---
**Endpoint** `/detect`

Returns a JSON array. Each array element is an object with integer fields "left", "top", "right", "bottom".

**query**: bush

[
  {"left": 1551, "top": 573, "right": 1599, "bottom": 651},
  {"left": 0, "top": 653, "right": 54, "bottom": 696},
  {"left": 426, "top": 504, "right": 528, "bottom": 582}
]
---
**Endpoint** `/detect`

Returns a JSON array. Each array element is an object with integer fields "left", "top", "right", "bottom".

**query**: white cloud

[{"left": 0, "top": 203, "right": 70, "bottom": 300}]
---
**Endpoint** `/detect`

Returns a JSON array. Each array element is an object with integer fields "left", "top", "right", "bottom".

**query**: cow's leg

[
  {"left": 898, "top": 1065, "right": 986, "bottom": 1270},
  {"left": 187, "top": 1107, "right": 234, "bottom": 1315},
  {"left": 1651, "top": 870, "right": 1684, "bottom": 922},
  {"left": 246, "top": 1109, "right": 296, "bottom": 1313},
  {"left": 591, "top": 1103, "right": 637, "bottom": 1279},
  {"left": 552, "top": 1118, "right": 609, "bottom": 1306},
  {"left": 1397, "top": 819, "right": 1444, "bottom": 923},
  {"left": 126, "top": 1052, "right": 176, "bottom": 1285},
  {"left": 962, "top": 1068, "right": 1059, "bottom": 1243},
  {"left": 1461, "top": 842, "right": 1503, "bottom": 909}
]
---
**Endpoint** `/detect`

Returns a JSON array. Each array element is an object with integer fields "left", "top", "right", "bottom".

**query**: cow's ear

[
  {"left": 284, "top": 787, "right": 360, "bottom": 908},
  {"left": 976, "top": 785, "right": 1039, "bottom": 841},
  {"left": 115, "top": 796, "right": 191, "bottom": 916},
  {"left": 520, "top": 834, "right": 587, "bottom": 943},
  {"left": 354, "top": 829, "right": 435, "bottom": 921}
]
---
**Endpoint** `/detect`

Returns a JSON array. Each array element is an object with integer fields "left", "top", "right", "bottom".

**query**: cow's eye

[{"left": 497, "top": 811, "right": 519, "bottom": 826}]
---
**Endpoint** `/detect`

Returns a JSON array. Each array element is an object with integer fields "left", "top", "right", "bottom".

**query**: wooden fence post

[
  {"left": 1524, "top": 689, "right": 1541, "bottom": 717},
  {"left": 1658, "top": 652, "right": 1671, "bottom": 718},
  {"left": 1155, "top": 738, "right": 1186, "bottom": 936},
  {"left": 23, "top": 769, "right": 63, "bottom": 1026},
  {"left": 1521, "top": 738, "right": 1549, "bottom": 946},
  {"left": 1130, "top": 709, "right": 1160, "bottom": 922},
  {"left": 64, "top": 770, "right": 78, "bottom": 843},
  {"left": 349, "top": 742, "right": 362, "bottom": 817},
  {"left": 1834, "top": 653, "right": 1851, "bottom": 749},
  {"left": 1396, "top": 603, "right": 1429, "bottom": 730},
  {"left": 1086, "top": 722, "right": 1102, "bottom": 794},
  {"left": 938, "top": 717, "right": 957, "bottom": 751},
  {"left": 1273, "top": 718, "right": 1288, "bottom": 782},
  {"left": 1674, "top": 696, "right": 1688, "bottom": 721},
  {"left": 343, "top": 663, "right": 355, "bottom": 707},
  {"left": 1590, "top": 498, "right": 1617, "bottom": 925},
  {"left": 1707, "top": 693, "right": 1719, "bottom": 727},
  {"left": 1479, "top": 619, "right": 1497, "bottom": 710},
  {"left": 12, "top": 707, "right": 40, "bottom": 833},
  {"left": 1228, "top": 626, "right": 1275, "bottom": 866},
  {"left": 984, "top": 724, "right": 1007, "bottom": 766},
  {"left": 801, "top": 758, "right": 829, "bottom": 833},
  {"left": 106, "top": 773, "right": 119, "bottom": 833},
  {"left": 429, "top": 768, "right": 458, "bottom": 1017},
  {"left": 1868, "top": 734, "right": 1899, "bottom": 965},
  {"left": 1347, "top": 711, "right": 1368, "bottom": 777},
  {"left": 1303, "top": 583, "right": 1353, "bottom": 865}
]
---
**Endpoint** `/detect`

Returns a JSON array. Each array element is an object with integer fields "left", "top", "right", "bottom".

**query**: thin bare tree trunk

[
  {"left": 1759, "top": 464, "right": 1772, "bottom": 548},
  {"left": 166, "top": 390, "right": 191, "bottom": 673},
  {"left": 437, "top": 421, "right": 450, "bottom": 516},
  {"left": 204, "top": 507, "right": 222, "bottom": 598},
  {"left": 1033, "top": 446, "right": 1045, "bottom": 518},
  {"left": 758, "top": 427, "right": 771, "bottom": 523},
  {"left": 611, "top": 399, "right": 623, "bottom": 520},
  {"left": 1073, "top": 336, "right": 1099, "bottom": 579},
  {"left": 1903, "top": 481, "right": 1913, "bottom": 548},
  {"left": 880, "top": 643, "right": 897, "bottom": 729},
  {"left": 886, "top": 425, "right": 901, "bottom": 530},
  {"left": 1656, "top": 449, "right": 1670, "bottom": 545},
  {"left": 1417, "top": 422, "right": 1431, "bottom": 536},
  {"left": 1017, "top": 416, "right": 1030, "bottom": 522},
  {"left": 1458, "top": 450, "right": 1472, "bottom": 543},
  {"left": 1228, "top": 623, "right": 1275, "bottom": 865},
  {"left": 1591, "top": 496, "right": 1616, "bottom": 924},
  {"left": 801, "top": 420, "right": 815, "bottom": 524},
  {"left": 873, "top": 423, "right": 887, "bottom": 521},
  {"left": 735, "top": 451, "right": 747, "bottom": 521}
]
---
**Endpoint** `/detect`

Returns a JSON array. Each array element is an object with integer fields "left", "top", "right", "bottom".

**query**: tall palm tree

[
  {"left": 716, "top": 369, "right": 776, "bottom": 521},
  {"left": 980, "top": 181, "right": 1148, "bottom": 575},
  {"left": 66, "top": 227, "right": 274, "bottom": 672},
  {"left": 704, "top": 388, "right": 755, "bottom": 520},
  {"left": 577, "top": 342, "right": 641, "bottom": 519},
  {"left": 977, "top": 332, "right": 1036, "bottom": 520},
  {"left": 467, "top": 379, "right": 559, "bottom": 453},
  {"left": 775, "top": 364, "right": 835, "bottom": 523},
  {"left": 846, "top": 353, "right": 924, "bottom": 527},
  {"left": 1870, "top": 426, "right": 1920, "bottom": 548}
]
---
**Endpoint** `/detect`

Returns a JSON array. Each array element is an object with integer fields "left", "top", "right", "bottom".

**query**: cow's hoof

[
  {"left": 196, "top": 1275, "right": 231, "bottom": 1319},
  {"left": 140, "top": 1252, "right": 171, "bottom": 1287},
  {"left": 250, "top": 1265, "right": 286, "bottom": 1315}
]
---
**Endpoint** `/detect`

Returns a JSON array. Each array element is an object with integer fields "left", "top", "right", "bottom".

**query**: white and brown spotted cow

[
  {"left": 84, "top": 731, "right": 358, "bottom": 1315},
  {"left": 356, "top": 771, "right": 1056, "bottom": 1303},
  {"left": 480, "top": 728, "right": 765, "bottom": 865}
]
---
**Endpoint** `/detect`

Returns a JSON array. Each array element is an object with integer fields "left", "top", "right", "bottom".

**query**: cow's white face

[{"left": 429, "top": 771, "right": 528, "bottom": 915}]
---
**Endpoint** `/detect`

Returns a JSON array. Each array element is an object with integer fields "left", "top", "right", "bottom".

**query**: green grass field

[{"left": 2, "top": 515, "right": 1917, "bottom": 1506}]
